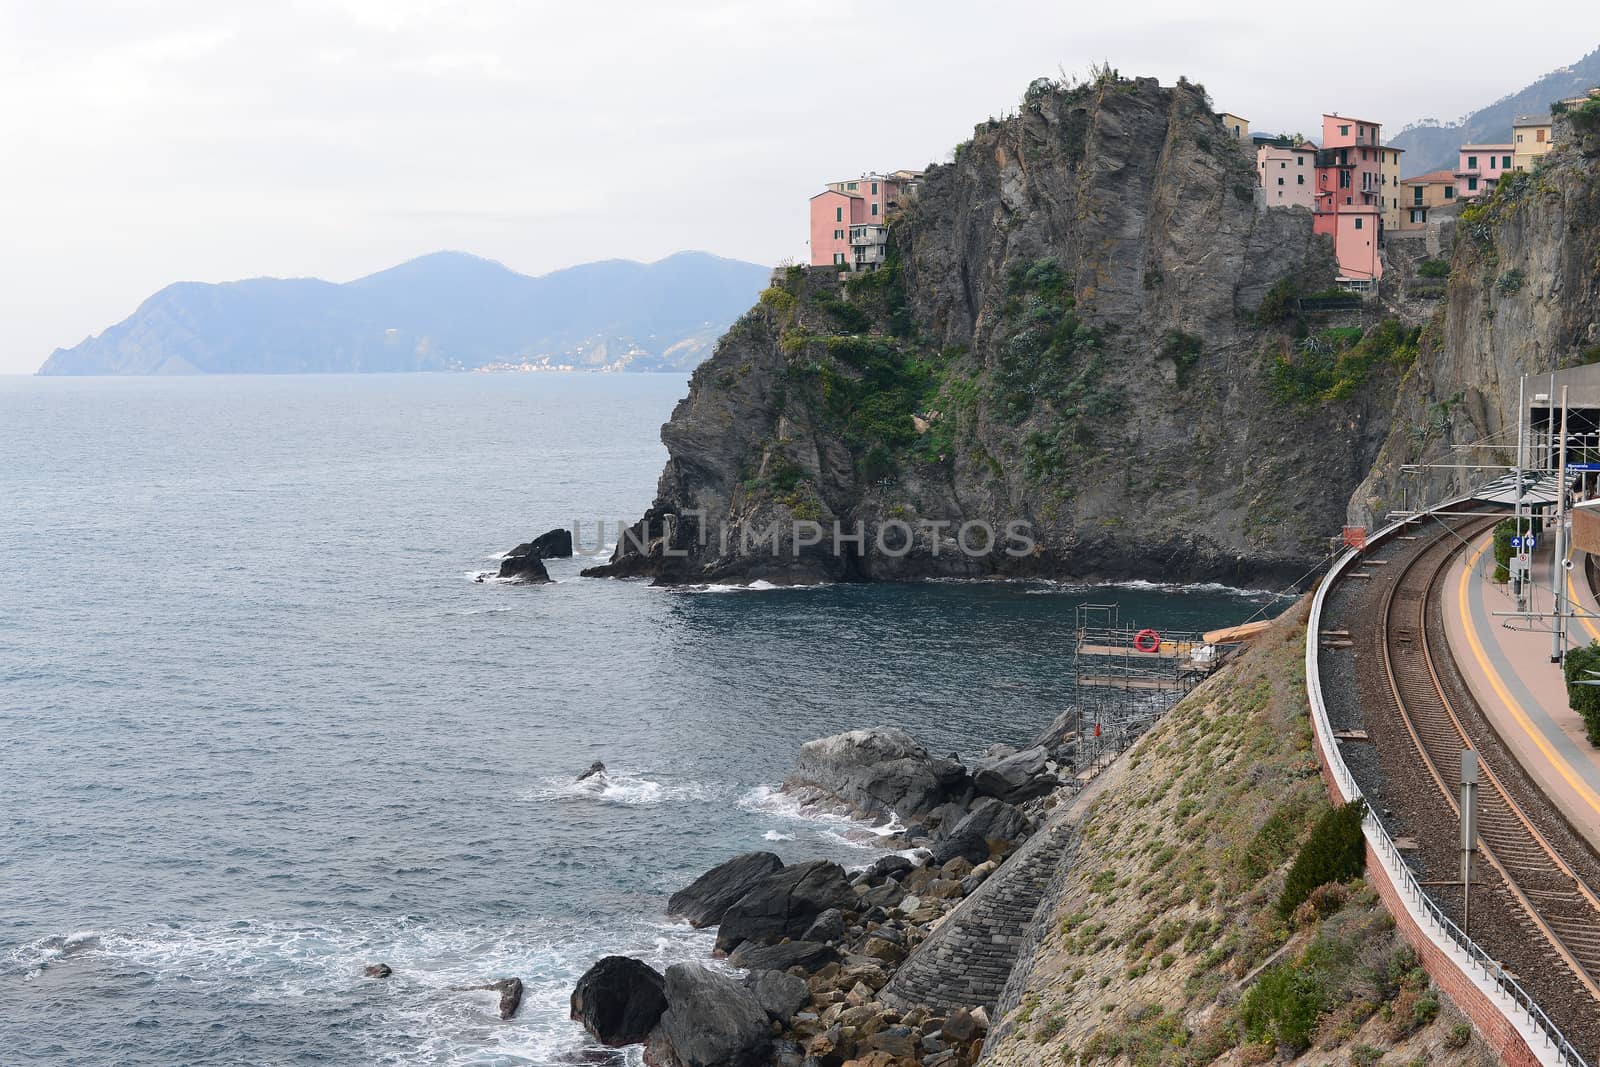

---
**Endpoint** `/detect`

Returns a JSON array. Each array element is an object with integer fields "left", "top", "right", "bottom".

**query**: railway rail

[{"left": 1379, "top": 514, "right": 1600, "bottom": 1005}]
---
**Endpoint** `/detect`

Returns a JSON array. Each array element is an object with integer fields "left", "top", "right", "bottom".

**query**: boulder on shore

[
  {"left": 782, "top": 727, "right": 970, "bottom": 821},
  {"left": 646, "top": 964, "right": 771, "bottom": 1067},
  {"left": 726, "top": 939, "right": 837, "bottom": 974},
  {"left": 742, "top": 968, "right": 808, "bottom": 1023},
  {"left": 970, "top": 745, "right": 1056, "bottom": 803},
  {"left": 714, "top": 860, "right": 853, "bottom": 955},
  {"left": 666, "top": 851, "right": 784, "bottom": 928},
  {"left": 944, "top": 796, "right": 1031, "bottom": 849},
  {"left": 570, "top": 955, "right": 667, "bottom": 1047}
]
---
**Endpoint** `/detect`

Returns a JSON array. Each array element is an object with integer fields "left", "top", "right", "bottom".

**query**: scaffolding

[{"left": 1070, "top": 604, "right": 1236, "bottom": 776}]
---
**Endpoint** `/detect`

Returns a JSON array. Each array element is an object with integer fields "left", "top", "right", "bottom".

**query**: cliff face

[
  {"left": 592, "top": 76, "right": 1397, "bottom": 586},
  {"left": 1351, "top": 121, "right": 1600, "bottom": 523}
]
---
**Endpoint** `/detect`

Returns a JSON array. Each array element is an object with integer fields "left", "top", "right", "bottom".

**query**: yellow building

[
  {"left": 1512, "top": 113, "right": 1554, "bottom": 170},
  {"left": 1218, "top": 112, "right": 1249, "bottom": 142},
  {"left": 1397, "top": 170, "right": 1457, "bottom": 230},
  {"left": 1378, "top": 145, "right": 1405, "bottom": 233}
]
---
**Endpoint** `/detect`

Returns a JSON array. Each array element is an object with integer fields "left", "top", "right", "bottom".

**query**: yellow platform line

[{"left": 1459, "top": 538, "right": 1600, "bottom": 819}]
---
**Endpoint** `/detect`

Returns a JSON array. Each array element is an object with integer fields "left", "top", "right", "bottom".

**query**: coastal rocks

[
  {"left": 944, "top": 797, "right": 1030, "bottom": 851},
  {"left": 801, "top": 907, "right": 846, "bottom": 944},
  {"left": 667, "top": 851, "right": 785, "bottom": 928},
  {"left": 455, "top": 977, "right": 524, "bottom": 1019},
  {"left": 783, "top": 727, "right": 970, "bottom": 821},
  {"left": 363, "top": 963, "right": 392, "bottom": 978},
  {"left": 496, "top": 527, "right": 572, "bottom": 582},
  {"left": 727, "top": 939, "right": 837, "bottom": 974},
  {"left": 497, "top": 553, "right": 552, "bottom": 583},
  {"left": 743, "top": 969, "right": 809, "bottom": 1022},
  {"left": 570, "top": 956, "right": 668, "bottom": 1046},
  {"left": 512, "top": 527, "right": 574, "bottom": 560},
  {"left": 714, "top": 860, "right": 853, "bottom": 954},
  {"left": 969, "top": 746, "right": 1056, "bottom": 804},
  {"left": 646, "top": 964, "right": 771, "bottom": 1067}
]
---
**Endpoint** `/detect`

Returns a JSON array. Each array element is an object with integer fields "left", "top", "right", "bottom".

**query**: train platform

[{"left": 1443, "top": 526, "right": 1600, "bottom": 853}]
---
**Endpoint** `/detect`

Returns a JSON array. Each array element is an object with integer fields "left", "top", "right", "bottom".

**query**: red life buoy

[{"left": 1134, "top": 628, "right": 1161, "bottom": 653}]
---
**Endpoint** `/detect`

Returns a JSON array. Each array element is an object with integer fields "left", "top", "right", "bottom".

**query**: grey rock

[
  {"left": 970, "top": 746, "right": 1056, "bottom": 804},
  {"left": 945, "top": 796, "right": 1031, "bottom": 849},
  {"left": 570, "top": 955, "right": 667, "bottom": 1047},
  {"left": 743, "top": 969, "right": 809, "bottom": 1022},
  {"left": 715, "top": 860, "right": 853, "bottom": 954},
  {"left": 777, "top": 727, "right": 971, "bottom": 820},
  {"left": 507, "top": 527, "right": 573, "bottom": 560},
  {"left": 727, "top": 939, "right": 837, "bottom": 974},
  {"left": 800, "top": 907, "right": 846, "bottom": 943},
  {"left": 930, "top": 830, "right": 988, "bottom": 867},
  {"left": 496, "top": 553, "right": 552, "bottom": 583},
  {"left": 363, "top": 963, "right": 392, "bottom": 978},
  {"left": 647, "top": 964, "right": 771, "bottom": 1067},
  {"left": 667, "top": 851, "right": 784, "bottom": 928}
]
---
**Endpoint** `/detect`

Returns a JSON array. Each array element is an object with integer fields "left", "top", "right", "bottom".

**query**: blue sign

[
  {"left": 1512, "top": 535, "right": 1538, "bottom": 550},
  {"left": 1569, "top": 463, "right": 1600, "bottom": 472}
]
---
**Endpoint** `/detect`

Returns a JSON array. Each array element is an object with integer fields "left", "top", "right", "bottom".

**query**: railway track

[{"left": 1379, "top": 514, "right": 1600, "bottom": 1003}]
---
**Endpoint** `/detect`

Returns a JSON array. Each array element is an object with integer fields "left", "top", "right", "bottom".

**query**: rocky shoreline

[{"left": 566, "top": 722, "right": 1081, "bottom": 1067}]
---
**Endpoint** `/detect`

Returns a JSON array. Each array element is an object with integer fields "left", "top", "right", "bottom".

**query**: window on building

[
  {"left": 1280, "top": 161, "right": 1286, "bottom": 168},
  {"left": 1467, "top": 177, "right": 1478, "bottom": 191},
  {"left": 1517, "top": 133, "right": 1524, "bottom": 143},
  {"left": 1502, "top": 155, "right": 1511, "bottom": 169},
  {"left": 1340, "top": 124, "right": 1349, "bottom": 136},
  {"left": 1297, "top": 175, "right": 1305, "bottom": 185},
  {"left": 871, "top": 203, "right": 878, "bottom": 216},
  {"left": 833, "top": 253, "right": 845, "bottom": 264},
  {"left": 1277, "top": 177, "right": 1284, "bottom": 185},
  {"left": 835, "top": 207, "right": 842, "bottom": 222},
  {"left": 871, "top": 182, "right": 878, "bottom": 194},
  {"left": 1355, "top": 218, "right": 1363, "bottom": 229},
  {"left": 1413, "top": 188, "right": 1423, "bottom": 204},
  {"left": 1537, "top": 128, "right": 1547, "bottom": 143},
  {"left": 846, "top": 182, "right": 857, "bottom": 190},
  {"left": 1467, "top": 155, "right": 1477, "bottom": 169},
  {"left": 1345, "top": 196, "right": 1352, "bottom": 204},
  {"left": 1444, "top": 187, "right": 1454, "bottom": 199},
  {"left": 1297, "top": 156, "right": 1304, "bottom": 165}
]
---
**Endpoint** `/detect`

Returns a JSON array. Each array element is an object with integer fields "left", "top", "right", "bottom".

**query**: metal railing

[{"left": 1307, "top": 505, "right": 1591, "bottom": 1067}]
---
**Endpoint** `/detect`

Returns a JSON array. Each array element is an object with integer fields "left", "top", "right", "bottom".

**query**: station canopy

[{"left": 1472, "top": 470, "right": 1560, "bottom": 506}]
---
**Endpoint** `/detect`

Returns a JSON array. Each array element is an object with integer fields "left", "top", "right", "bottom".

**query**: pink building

[
  {"left": 1455, "top": 144, "right": 1513, "bottom": 199},
  {"left": 1313, "top": 114, "right": 1386, "bottom": 281},
  {"left": 1257, "top": 142, "right": 1316, "bottom": 209},
  {"left": 807, "top": 172, "right": 922, "bottom": 268}
]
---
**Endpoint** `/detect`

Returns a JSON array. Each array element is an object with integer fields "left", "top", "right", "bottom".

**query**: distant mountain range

[
  {"left": 38, "top": 251, "right": 770, "bottom": 375},
  {"left": 1389, "top": 46, "right": 1600, "bottom": 174}
]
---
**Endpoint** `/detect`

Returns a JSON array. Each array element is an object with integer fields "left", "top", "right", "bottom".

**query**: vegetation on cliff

[{"left": 983, "top": 604, "right": 1493, "bottom": 1066}]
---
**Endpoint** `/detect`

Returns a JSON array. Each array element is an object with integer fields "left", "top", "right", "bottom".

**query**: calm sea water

[{"left": 0, "top": 373, "right": 1280, "bottom": 1065}]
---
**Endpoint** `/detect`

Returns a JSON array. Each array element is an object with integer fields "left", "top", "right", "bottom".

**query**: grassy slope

[{"left": 983, "top": 600, "right": 1496, "bottom": 1067}]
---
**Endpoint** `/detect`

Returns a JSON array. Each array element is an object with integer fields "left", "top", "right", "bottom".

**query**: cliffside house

[
  {"left": 1313, "top": 113, "right": 1386, "bottom": 281},
  {"left": 1218, "top": 112, "right": 1250, "bottom": 141},
  {"left": 1512, "top": 114, "right": 1554, "bottom": 171},
  {"left": 1397, "top": 170, "right": 1457, "bottom": 230},
  {"left": 1379, "top": 146, "right": 1405, "bottom": 233},
  {"left": 1256, "top": 141, "right": 1316, "bottom": 209},
  {"left": 808, "top": 172, "right": 923, "bottom": 268},
  {"left": 1455, "top": 144, "right": 1512, "bottom": 199}
]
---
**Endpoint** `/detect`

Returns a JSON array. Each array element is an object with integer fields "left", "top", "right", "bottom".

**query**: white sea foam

[
  {"left": 739, "top": 784, "right": 910, "bottom": 854},
  {"left": 1020, "top": 576, "right": 1291, "bottom": 598},
  {"left": 668, "top": 579, "right": 824, "bottom": 594},
  {"left": 522, "top": 770, "right": 715, "bottom": 807},
  {"left": 9, "top": 915, "right": 714, "bottom": 1066}
]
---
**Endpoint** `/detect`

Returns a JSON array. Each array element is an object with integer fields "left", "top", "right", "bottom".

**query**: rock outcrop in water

[
  {"left": 587, "top": 73, "right": 1402, "bottom": 587},
  {"left": 570, "top": 955, "right": 667, "bottom": 1047}
]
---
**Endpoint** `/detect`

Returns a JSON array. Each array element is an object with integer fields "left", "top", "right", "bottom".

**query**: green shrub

[
  {"left": 1497, "top": 269, "right": 1525, "bottom": 294},
  {"left": 1491, "top": 517, "right": 1536, "bottom": 583},
  {"left": 1278, "top": 799, "right": 1367, "bottom": 918},
  {"left": 1416, "top": 258, "right": 1451, "bottom": 279},
  {"left": 1161, "top": 331, "right": 1203, "bottom": 387},
  {"left": 1267, "top": 320, "right": 1419, "bottom": 406},
  {"left": 813, "top": 296, "right": 870, "bottom": 334},
  {"left": 1240, "top": 962, "right": 1326, "bottom": 1052},
  {"left": 1562, "top": 640, "right": 1600, "bottom": 745}
]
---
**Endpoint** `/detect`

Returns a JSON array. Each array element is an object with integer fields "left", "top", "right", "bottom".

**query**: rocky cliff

[
  {"left": 1352, "top": 111, "right": 1600, "bottom": 523},
  {"left": 590, "top": 75, "right": 1400, "bottom": 586}
]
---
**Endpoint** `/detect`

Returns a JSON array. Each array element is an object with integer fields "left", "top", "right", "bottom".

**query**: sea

[{"left": 0, "top": 373, "right": 1285, "bottom": 1065}]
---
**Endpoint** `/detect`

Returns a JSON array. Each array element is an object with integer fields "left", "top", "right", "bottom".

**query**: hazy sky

[{"left": 2, "top": 1, "right": 1597, "bottom": 373}]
